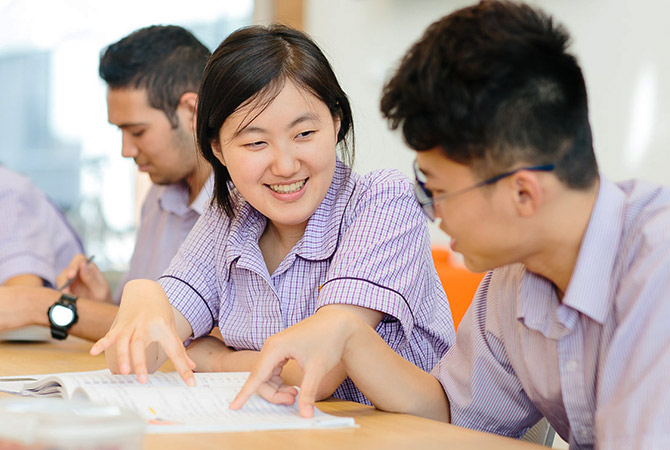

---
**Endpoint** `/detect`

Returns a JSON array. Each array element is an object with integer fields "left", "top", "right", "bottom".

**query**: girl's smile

[{"left": 266, "top": 178, "right": 309, "bottom": 200}]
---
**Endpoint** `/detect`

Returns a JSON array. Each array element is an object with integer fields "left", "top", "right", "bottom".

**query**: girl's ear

[
  {"left": 211, "top": 139, "right": 226, "bottom": 167},
  {"left": 334, "top": 116, "right": 341, "bottom": 140}
]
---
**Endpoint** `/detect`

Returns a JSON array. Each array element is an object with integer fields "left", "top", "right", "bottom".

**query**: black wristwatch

[{"left": 47, "top": 293, "right": 79, "bottom": 340}]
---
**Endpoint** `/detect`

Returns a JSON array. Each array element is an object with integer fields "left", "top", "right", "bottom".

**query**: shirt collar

[
  {"left": 516, "top": 175, "right": 624, "bottom": 335},
  {"left": 190, "top": 173, "right": 215, "bottom": 215},
  {"left": 516, "top": 267, "right": 572, "bottom": 339},
  {"left": 294, "top": 160, "right": 354, "bottom": 261},
  {"left": 561, "top": 175, "right": 624, "bottom": 324},
  {"left": 158, "top": 173, "right": 214, "bottom": 217}
]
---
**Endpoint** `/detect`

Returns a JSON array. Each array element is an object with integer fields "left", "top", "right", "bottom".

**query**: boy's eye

[
  {"left": 129, "top": 130, "right": 145, "bottom": 137},
  {"left": 424, "top": 185, "right": 443, "bottom": 196}
]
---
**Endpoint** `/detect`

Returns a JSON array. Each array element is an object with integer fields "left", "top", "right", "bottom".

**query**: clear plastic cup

[{"left": 0, "top": 397, "right": 145, "bottom": 449}]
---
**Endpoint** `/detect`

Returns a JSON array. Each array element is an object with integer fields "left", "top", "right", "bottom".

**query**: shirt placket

[{"left": 557, "top": 324, "right": 595, "bottom": 448}]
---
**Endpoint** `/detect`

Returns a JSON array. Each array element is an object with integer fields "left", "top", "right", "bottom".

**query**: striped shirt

[
  {"left": 112, "top": 174, "right": 213, "bottom": 302},
  {"left": 0, "top": 166, "right": 83, "bottom": 287},
  {"left": 160, "top": 160, "right": 455, "bottom": 404},
  {"left": 433, "top": 176, "right": 670, "bottom": 449}
]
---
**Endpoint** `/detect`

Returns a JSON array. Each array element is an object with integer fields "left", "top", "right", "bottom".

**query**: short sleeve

[
  {"left": 432, "top": 271, "right": 541, "bottom": 438},
  {"left": 0, "top": 176, "right": 82, "bottom": 287},
  {"left": 158, "top": 206, "right": 222, "bottom": 339},
  {"left": 316, "top": 170, "right": 437, "bottom": 349}
]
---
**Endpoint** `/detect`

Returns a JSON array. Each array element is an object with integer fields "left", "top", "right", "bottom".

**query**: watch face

[{"left": 50, "top": 304, "right": 75, "bottom": 327}]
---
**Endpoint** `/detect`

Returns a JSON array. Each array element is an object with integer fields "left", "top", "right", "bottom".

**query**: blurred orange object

[{"left": 431, "top": 247, "right": 485, "bottom": 330}]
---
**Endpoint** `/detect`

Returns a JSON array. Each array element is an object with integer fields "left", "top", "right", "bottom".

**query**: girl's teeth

[{"left": 269, "top": 179, "right": 306, "bottom": 194}]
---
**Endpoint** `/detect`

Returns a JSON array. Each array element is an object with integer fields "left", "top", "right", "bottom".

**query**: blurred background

[
  {"left": 1, "top": 0, "right": 668, "bottom": 263},
  {"left": 0, "top": 0, "right": 252, "bottom": 271}
]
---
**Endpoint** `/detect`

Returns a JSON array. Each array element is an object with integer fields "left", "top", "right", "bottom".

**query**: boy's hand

[
  {"left": 57, "top": 254, "right": 112, "bottom": 303},
  {"left": 231, "top": 307, "right": 357, "bottom": 417}
]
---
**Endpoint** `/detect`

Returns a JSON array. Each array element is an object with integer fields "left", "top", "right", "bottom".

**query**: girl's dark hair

[
  {"left": 380, "top": 0, "right": 598, "bottom": 189},
  {"left": 197, "top": 24, "right": 354, "bottom": 217}
]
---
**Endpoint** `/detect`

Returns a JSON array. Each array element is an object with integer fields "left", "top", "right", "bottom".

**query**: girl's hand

[{"left": 90, "top": 279, "right": 196, "bottom": 386}]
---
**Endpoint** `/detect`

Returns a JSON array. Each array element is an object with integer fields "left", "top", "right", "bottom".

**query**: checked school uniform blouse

[{"left": 159, "top": 160, "right": 455, "bottom": 404}]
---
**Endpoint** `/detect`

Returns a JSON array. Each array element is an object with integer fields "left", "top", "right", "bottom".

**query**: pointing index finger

[{"left": 230, "top": 353, "right": 288, "bottom": 410}]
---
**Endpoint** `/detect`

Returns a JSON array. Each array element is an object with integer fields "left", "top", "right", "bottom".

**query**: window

[{"left": 0, "top": 0, "right": 252, "bottom": 272}]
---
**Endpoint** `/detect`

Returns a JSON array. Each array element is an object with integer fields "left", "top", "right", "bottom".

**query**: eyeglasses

[{"left": 413, "top": 160, "right": 555, "bottom": 221}]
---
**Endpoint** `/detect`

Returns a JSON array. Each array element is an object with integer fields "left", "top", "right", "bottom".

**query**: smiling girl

[{"left": 92, "top": 24, "right": 455, "bottom": 405}]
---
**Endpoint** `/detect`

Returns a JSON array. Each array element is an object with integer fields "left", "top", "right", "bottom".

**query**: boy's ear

[
  {"left": 509, "top": 170, "right": 544, "bottom": 217},
  {"left": 178, "top": 92, "right": 198, "bottom": 129}
]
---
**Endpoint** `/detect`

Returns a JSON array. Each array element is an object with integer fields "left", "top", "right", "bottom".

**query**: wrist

[
  {"left": 31, "top": 288, "right": 62, "bottom": 326},
  {"left": 341, "top": 312, "right": 372, "bottom": 364},
  {"left": 217, "top": 349, "right": 257, "bottom": 372}
]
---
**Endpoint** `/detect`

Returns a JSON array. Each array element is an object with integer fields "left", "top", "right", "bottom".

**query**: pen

[{"left": 58, "top": 255, "right": 95, "bottom": 291}]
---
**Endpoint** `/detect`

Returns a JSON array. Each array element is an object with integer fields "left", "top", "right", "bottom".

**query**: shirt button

[{"left": 566, "top": 360, "right": 578, "bottom": 372}]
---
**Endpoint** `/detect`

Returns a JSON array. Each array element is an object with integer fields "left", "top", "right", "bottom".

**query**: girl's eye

[
  {"left": 245, "top": 141, "right": 267, "bottom": 150},
  {"left": 296, "top": 130, "right": 315, "bottom": 139},
  {"left": 131, "top": 130, "right": 145, "bottom": 137}
]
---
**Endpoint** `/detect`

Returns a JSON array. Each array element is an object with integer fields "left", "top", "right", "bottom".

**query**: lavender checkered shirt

[
  {"left": 0, "top": 166, "right": 83, "bottom": 287},
  {"left": 433, "top": 176, "right": 670, "bottom": 449},
  {"left": 160, "top": 160, "right": 455, "bottom": 404}
]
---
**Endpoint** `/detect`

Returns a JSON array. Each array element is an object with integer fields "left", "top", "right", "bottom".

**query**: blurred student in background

[
  {"left": 0, "top": 165, "right": 83, "bottom": 288},
  {"left": 0, "top": 25, "right": 212, "bottom": 342}
]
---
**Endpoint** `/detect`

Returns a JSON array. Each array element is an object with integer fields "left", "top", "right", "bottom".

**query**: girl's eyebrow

[
  {"left": 287, "top": 113, "right": 320, "bottom": 129},
  {"left": 235, "top": 113, "right": 320, "bottom": 138}
]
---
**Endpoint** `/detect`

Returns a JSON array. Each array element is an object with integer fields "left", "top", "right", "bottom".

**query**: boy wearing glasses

[{"left": 232, "top": 1, "right": 670, "bottom": 448}]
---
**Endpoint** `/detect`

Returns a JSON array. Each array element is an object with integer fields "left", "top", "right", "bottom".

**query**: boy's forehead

[
  {"left": 107, "top": 88, "right": 161, "bottom": 124},
  {"left": 415, "top": 149, "right": 454, "bottom": 175},
  {"left": 107, "top": 87, "right": 150, "bottom": 105}
]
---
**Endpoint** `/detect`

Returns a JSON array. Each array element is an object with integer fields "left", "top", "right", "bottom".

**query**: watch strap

[{"left": 48, "top": 293, "right": 79, "bottom": 340}]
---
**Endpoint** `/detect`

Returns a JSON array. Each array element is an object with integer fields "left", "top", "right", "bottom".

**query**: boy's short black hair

[
  {"left": 99, "top": 25, "right": 211, "bottom": 127},
  {"left": 381, "top": 0, "right": 598, "bottom": 189}
]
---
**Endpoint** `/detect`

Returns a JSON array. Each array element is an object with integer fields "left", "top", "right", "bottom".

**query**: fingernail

[
  {"left": 187, "top": 377, "right": 196, "bottom": 387},
  {"left": 138, "top": 374, "right": 147, "bottom": 384}
]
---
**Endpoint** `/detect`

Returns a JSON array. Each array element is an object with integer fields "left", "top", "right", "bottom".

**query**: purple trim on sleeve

[
  {"left": 158, "top": 274, "right": 215, "bottom": 326},
  {"left": 318, "top": 276, "right": 414, "bottom": 321}
]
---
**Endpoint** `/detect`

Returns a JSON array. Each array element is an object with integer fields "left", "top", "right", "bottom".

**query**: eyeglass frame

[{"left": 413, "top": 160, "right": 555, "bottom": 221}]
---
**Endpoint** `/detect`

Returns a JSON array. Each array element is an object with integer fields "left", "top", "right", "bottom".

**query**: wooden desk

[{"left": 0, "top": 338, "right": 542, "bottom": 450}]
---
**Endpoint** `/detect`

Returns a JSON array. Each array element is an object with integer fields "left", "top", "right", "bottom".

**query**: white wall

[{"left": 305, "top": 0, "right": 670, "bottom": 246}]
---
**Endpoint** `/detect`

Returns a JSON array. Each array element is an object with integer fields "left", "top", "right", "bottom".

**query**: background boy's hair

[
  {"left": 381, "top": 0, "right": 598, "bottom": 189},
  {"left": 99, "top": 25, "right": 211, "bottom": 128}
]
